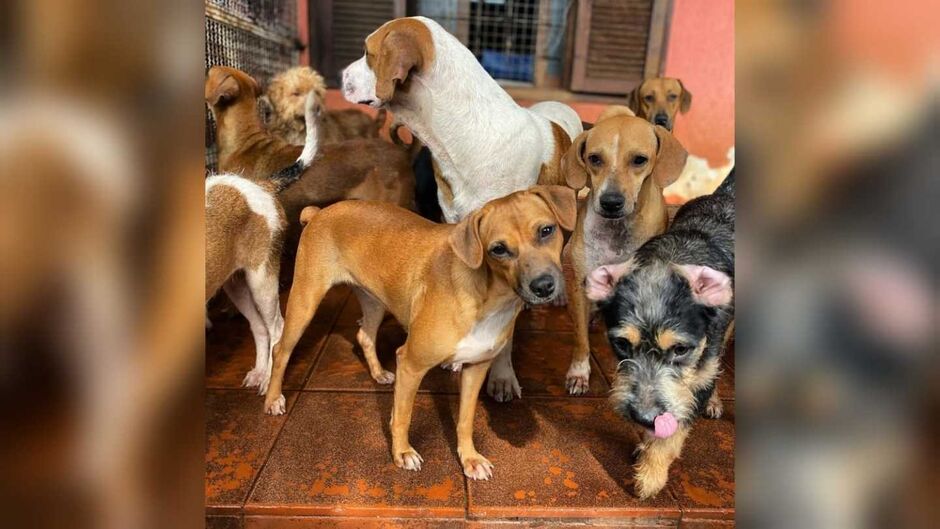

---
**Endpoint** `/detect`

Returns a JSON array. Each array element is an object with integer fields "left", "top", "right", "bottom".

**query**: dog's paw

[
  {"left": 705, "top": 394, "right": 723, "bottom": 419},
  {"left": 487, "top": 371, "right": 522, "bottom": 403},
  {"left": 461, "top": 452, "right": 494, "bottom": 481},
  {"left": 634, "top": 467, "right": 668, "bottom": 500},
  {"left": 372, "top": 370, "right": 396, "bottom": 385},
  {"left": 565, "top": 359, "right": 591, "bottom": 396},
  {"left": 243, "top": 368, "right": 272, "bottom": 394},
  {"left": 393, "top": 447, "right": 424, "bottom": 471},
  {"left": 264, "top": 394, "right": 286, "bottom": 416}
]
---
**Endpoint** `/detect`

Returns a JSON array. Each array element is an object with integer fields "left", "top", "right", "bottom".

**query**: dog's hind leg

[
  {"left": 354, "top": 288, "right": 395, "bottom": 384},
  {"left": 223, "top": 274, "right": 271, "bottom": 394},
  {"left": 244, "top": 264, "right": 283, "bottom": 396}
]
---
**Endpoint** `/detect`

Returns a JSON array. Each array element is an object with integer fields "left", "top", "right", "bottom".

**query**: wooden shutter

[{"left": 568, "top": 0, "right": 672, "bottom": 94}]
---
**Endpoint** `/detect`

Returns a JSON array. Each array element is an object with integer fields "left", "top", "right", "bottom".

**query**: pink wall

[{"left": 663, "top": 0, "right": 734, "bottom": 167}]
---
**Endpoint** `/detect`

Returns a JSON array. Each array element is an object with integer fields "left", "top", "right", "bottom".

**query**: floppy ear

[
  {"left": 626, "top": 81, "right": 643, "bottom": 115},
  {"left": 678, "top": 79, "right": 692, "bottom": 114},
  {"left": 449, "top": 210, "right": 484, "bottom": 269},
  {"left": 585, "top": 259, "right": 635, "bottom": 302},
  {"left": 375, "top": 30, "right": 423, "bottom": 102},
  {"left": 672, "top": 264, "right": 733, "bottom": 307},
  {"left": 530, "top": 185, "right": 577, "bottom": 232},
  {"left": 651, "top": 125, "right": 688, "bottom": 188},
  {"left": 206, "top": 72, "right": 240, "bottom": 106},
  {"left": 561, "top": 131, "right": 589, "bottom": 190}
]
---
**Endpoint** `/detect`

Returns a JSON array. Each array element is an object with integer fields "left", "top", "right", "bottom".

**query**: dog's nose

[
  {"left": 654, "top": 113, "right": 670, "bottom": 127},
  {"left": 599, "top": 193, "right": 625, "bottom": 214},
  {"left": 628, "top": 405, "right": 661, "bottom": 429},
  {"left": 529, "top": 274, "right": 556, "bottom": 299}
]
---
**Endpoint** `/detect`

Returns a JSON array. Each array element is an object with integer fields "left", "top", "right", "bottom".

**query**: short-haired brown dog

[
  {"left": 205, "top": 66, "right": 414, "bottom": 228},
  {"left": 558, "top": 105, "right": 688, "bottom": 395},
  {"left": 261, "top": 66, "right": 385, "bottom": 146},
  {"left": 627, "top": 78, "right": 692, "bottom": 131},
  {"left": 263, "top": 186, "right": 576, "bottom": 480}
]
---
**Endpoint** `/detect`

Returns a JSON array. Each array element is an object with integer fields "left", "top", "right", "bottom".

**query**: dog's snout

[
  {"left": 628, "top": 404, "right": 661, "bottom": 430},
  {"left": 529, "top": 274, "right": 556, "bottom": 299},
  {"left": 599, "top": 192, "right": 625, "bottom": 214},
  {"left": 653, "top": 113, "right": 670, "bottom": 127}
]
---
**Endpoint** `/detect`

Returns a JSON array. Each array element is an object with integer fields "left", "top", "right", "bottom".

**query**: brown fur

[
  {"left": 537, "top": 122, "right": 575, "bottom": 187},
  {"left": 205, "top": 66, "right": 415, "bottom": 231},
  {"left": 263, "top": 186, "right": 576, "bottom": 481},
  {"left": 262, "top": 66, "right": 384, "bottom": 146},
  {"left": 560, "top": 110, "right": 687, "bottom": 395},
  {"left": 627, "top": 78, "right": 692, "bottom": 131},
  {"left": 365, "top": 18, "right": 436, "bottom": 103}
]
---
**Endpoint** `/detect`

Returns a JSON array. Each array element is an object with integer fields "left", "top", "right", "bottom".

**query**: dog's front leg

[
  {"left": 457, "top": 359, "right": 495, "bottom": 480},
  {"left": 391, "top": 350, "right": 431, "bottom": 471},
  {"left": 633, "top": 426, "right": 690, "bottom": 499},
  {"left": 565, "top": 278, "right": 592, "bottom": 395},
  {"left": 486, "top": 327, "right": 521, "bottom": 402}
]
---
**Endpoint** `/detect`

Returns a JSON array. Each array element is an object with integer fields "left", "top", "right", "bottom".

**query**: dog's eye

[
  {"left": 667, "top": 93, "right": 678, "bottom": 101},
  {"left": 632, "top": 155, "right": 648, "bottom": 166},
  {"left": 293, "top": 91, "right": 302, "bottom": 97},
  {"left": 538, "top": 225, "right": 555, "bottom": 239},
  {"left": 612, "top": 337, "right": 632, "bottom": 354},
  {"left": 644, "top": 94, "right": 655, "bottom": 103},
  {"left": 671, "top": 345, "right": 692, "bottom": 359},
  {"left": 489, "top": 242, "right": 510, "bottom": 257},
  {"left": 587, "top": 154, "right": 603, "bottom": 167}
]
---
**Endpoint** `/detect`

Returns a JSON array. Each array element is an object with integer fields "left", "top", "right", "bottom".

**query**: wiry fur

[
  {"left": 596, "top": 170, "right": 734, "bottom": 499},
  {"left": 264, "top": 66, "right": 383, "bottom": 146}
]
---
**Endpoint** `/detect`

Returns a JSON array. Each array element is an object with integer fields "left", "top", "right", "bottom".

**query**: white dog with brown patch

[{"left": 342, "top": 16, "right": 582, "bottom": 401}]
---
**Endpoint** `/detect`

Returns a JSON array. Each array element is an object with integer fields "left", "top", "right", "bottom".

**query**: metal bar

[{"left": 205, "top": 1, "right": 300, "bottom": 49}]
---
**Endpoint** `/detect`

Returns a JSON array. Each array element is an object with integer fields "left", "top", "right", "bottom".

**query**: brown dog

[
  {"left": 205, "top": 66, "right": 415, "bottom": 227},
  {"left": 263, "top": 186, "right": 576, "bottom": 480},
  {"left": 261, "top": 66, "right": 385, "bottom": 146},
  {"left": 559, "top": 105, "right": 688, "bottom": 395},
  {"left": 627, "top": 78, "right": 692, "bottom": 131}
]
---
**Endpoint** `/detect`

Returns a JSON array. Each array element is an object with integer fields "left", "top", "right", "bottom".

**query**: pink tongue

[{"left": 653, "top": 412, "right": 678, "bottom": 439}]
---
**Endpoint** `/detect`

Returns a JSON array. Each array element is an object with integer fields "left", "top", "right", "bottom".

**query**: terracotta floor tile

[
  {"left": 304, "top": 323, "right": 461, "bottom": 393},
  {"left": 245, "top": 516, "right": 465, "bottom": 528},
  {"left": 206, "top": 391, "right": 298, "bottom": 512},
  {"left": 515, "top": 304, "right": 575, "bottom": 333},
  {"left": 679, "top": 519, "right": 735, "bottom": 528},
  {"left": 246, "top": 393, "right": 467, "bottom": 518},
  {"left": 669, "top": 400, "right": 735, "bottom": 521},
  {"left": 509, "top": 332, "right": 609, "bottom": 397},
  {"left": 207, "top": 515, "right": 243, "bottom": 529},
  {"left": 467, "top": 522, "right": 674, "bottom": 529},
  {"left": 466, "top": 398, "right": 681, "bottom": 521},
  {"left": 206, "top": 288, "right": 351, "bottom": 390}
]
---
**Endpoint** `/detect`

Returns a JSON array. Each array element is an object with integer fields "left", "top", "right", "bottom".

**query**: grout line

[{"left": 240, "top": 390, "right": 302, "bottom": 512}]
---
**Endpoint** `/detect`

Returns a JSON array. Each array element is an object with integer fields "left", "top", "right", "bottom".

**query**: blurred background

[{"left": 0, "top": 1, "right": 936, "bottom": 528}]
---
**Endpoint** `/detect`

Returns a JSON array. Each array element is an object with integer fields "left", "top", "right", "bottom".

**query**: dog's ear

[
  {"left": 596, "top": 105, "right": 636, "bottom": 123},
  {"left": 678, "top": 79, "right": 692, "bottom": 114},
  {"left": 531, "top": 185, "right": 577, "bottom": 232},
  {"left": 585, "top": 259, "right": 635, "bottom": 302},
  {"left": 651, "top": 125, "right": 688, "bottom": 188},
  {"left": 449, "top": 210, "right": 484, "bottom": 269},
  {"left": 561, "top": 131, "right": 590, "bottom": 190},
  {"left": 672, "top": 264, "right": 733, "bottom": 306},
  {"left": 626, "top": 80, "right": 644, "bottom": 116},
  {"left": 375, "top": 30, "right": 424, "bottom": 102},
  {"left": 206, "top": 72, "right": 240, "bottom": 107}
]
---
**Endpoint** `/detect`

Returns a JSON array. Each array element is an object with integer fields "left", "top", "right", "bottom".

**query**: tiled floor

[{"left": 206, "top": 288, "right": 735, "bottom": 528}]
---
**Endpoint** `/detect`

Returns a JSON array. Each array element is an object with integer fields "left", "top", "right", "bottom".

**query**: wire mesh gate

[{"left": 205, "top": 0, "right": 301, "bottom": 171}]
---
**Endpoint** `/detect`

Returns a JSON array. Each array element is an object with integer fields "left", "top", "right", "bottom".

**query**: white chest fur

[
  {"left": 447, "top": 299, "right": 522, "bottom": 368},
  {"left": 582, "top": 205, "right": 637, "bottom": 274}
]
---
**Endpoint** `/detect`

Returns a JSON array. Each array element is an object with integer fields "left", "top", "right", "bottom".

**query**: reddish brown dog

[
  {"left": 627, "top": 78, "right": 692, "bottom": 131},
  {"left": 264, "top": 186, "right": 576, "bottom": 481},
  {"left": 205, "top": 66, "right": 415, "bottom": 225}
]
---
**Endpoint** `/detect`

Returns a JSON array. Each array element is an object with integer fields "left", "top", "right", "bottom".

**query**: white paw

[
  {"left": 265, "top": 394, "right": 286, "bottom": 415},
  {"left": 440, "top": 363, "right": 463, "bottom": 373},
  {"left": 243, "top": 367, "right": 272, "bottom": 395},
  {"left": 394, "top": 448, "right": 424, "bottom": 471},
  {"left": 462, "top": 454, "right": 494, "bottom": 481},
  {"left": 487, "top": 370, "right": 522, "bottom": 403},
  {"left": 565, "top": 359, "right": 591, "bottom": 396},
  {"left": 705, "top": 396, "right": 723, "bottom": 419},
  {"left": 372, "top": 370, "right": 396, "bottom": 384}
]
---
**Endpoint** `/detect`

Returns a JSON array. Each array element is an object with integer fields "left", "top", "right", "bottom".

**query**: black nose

[
  {"left": 628, "top": 405, "right": 660, "bottom": 429},
  {"left": 599, "top": 192, "right": 625, "bottom": 214},
  {"left": 654, "top": 113, "right": 669, "bottom": 127},
  {"left": 529, "top": 274, "right": 556, "bottom": 298}
]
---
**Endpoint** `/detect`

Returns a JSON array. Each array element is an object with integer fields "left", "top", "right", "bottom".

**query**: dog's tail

[
  {"left": 714, "top": 168, "right": 735, "bottom": 198},
  {"left": 269, "top": 91, "right": 320, "bottom": 193},
  {"left": 299, "top": 206, "right": 321, "bottom": 226},
  {"left": 390, "top": 122, "right": 423, "bottom": 162}
]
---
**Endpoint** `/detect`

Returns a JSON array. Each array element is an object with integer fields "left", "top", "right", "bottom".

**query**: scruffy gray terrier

[{"left": 585, "top": 170, "right": 734, "bottom": 499}]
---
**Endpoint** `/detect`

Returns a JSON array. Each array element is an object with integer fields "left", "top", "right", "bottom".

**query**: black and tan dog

[
  {"left": 627, "top": 78, "right": 692, "bottom": 131},
  {"left": 585, "top": 170, "right": 734, "bottom": 499},
  {"left": 264, "top": 186, "right": 576, "bottom": 481}
]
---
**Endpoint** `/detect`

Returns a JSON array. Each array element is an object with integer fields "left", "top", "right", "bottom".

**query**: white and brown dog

[
  {"left": 205, "top": 93, "right": 319, "bottom": 394},
  {"left": 341, "top": 16, "right": 583, "bottom": 400}
]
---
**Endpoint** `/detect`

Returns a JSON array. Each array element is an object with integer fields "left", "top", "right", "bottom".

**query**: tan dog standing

[
  {"left": 262, "top": 66, "right": 385, "bottom": 146},
  {"left": 627, "top": 78, "right": 692, "bottom": 131},
  {"left": 264, "top": 186, "right": 576, "bottom": 480},
  {"left": 559, "top": 106, "right": 688, "bottom": 394},
  {"left": 205, "top": 66, "right": 414, "bottom": 229}
]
